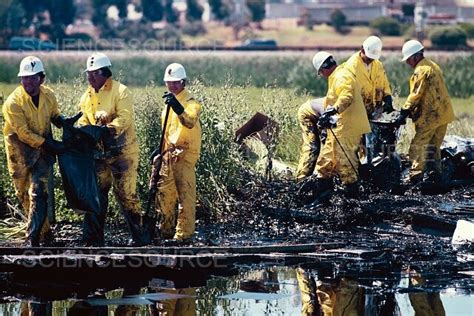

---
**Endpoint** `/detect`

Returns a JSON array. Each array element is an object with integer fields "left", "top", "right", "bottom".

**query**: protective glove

[
  {"left": 393, "top": 109, "right": 410, "bottom": 126},
  {"left": 382, "top": 95, "right": 394, "bottom": 113},
  {"left": 163, "top": 92, "right": 184, "bottom": 115},
  {"left": 149, "top": 148, "right": 161, "bottom": 165},
  {"left": 53, "top": 112, "right": 83, "bottom": 128},
  {"left": 41, "top": 137, "right": 66, "bottom": 155},
  {"left": 317, "top": 107, "right": 337, "bottom": 129}
]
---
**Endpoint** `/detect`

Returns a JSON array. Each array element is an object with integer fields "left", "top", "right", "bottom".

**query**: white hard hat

[
  {"left": 85, "top": 52, "right": 112, "bottom": 72},
  {"left": 312, "top": 51, "right": 332, "bottom": 72},
  {"left": 363, "top": 36, "right": 382, "bottom": 60},
  {"left": 402, "top": 40, "right": 424, "bottom": 61},
  {"left": 164, "top": 63, "right": 187, "bottom": 81},
  {"left": 18, "top": 56, "right": 45, "bottom": 77}
]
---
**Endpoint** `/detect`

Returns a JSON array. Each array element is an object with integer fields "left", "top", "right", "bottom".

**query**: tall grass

[{"left": 1, "top": 51, "right": 474, "bottom": 97}]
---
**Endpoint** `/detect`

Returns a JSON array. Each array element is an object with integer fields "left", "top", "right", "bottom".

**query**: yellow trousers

[
  {"left": 316, "top": 132, "right": 360, "bottom": 185},
  {"left": 7, "top": 154, "right": 51, "bottom": 241},
  {"left": 156, "top": 153, "right": 197, "bottom": 240},
  {"left": 409, "top": 124, "right": 447, "bottom": 181},
  {"left": 296, "top": 103, "right": 321, "bottom": 180},
  {"left": 95, "top": 149, "right": 141, "bottom": 215}
]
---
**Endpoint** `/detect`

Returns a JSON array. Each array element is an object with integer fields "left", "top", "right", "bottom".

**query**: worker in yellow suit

[
  {"left": 345, "top": 36, "right": 393, "bottom": 162},
  {"left": 309, "top": 52, "right": 371, "bottom": 206},
  {"left": 3, "top": 56, "right": 70, "bottom": 247},
  {"left": 152, "top": 63, "right": 202, "bottom": 242},
  {"left": 77, "top": 52, "right": 144, "bottom": 246},
  {"left": 394, "top": 40, "right": 455, "bottom": 184},
  {"left": 296, "top": 267, "right": 365, "bottom": 315},
  {"left": 296, "top": 98, "right": 325, "bottom": 180}
]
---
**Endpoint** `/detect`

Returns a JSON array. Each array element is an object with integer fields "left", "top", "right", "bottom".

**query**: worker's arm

[
  {"left": 108, "top": 86, "right": 134, "bottom": 136},
  {"left": 3, "top": 102, "right": 45, "bottom": 148},
  {"left": 333, "top": 74, "right": 354, "bottom": 113},
  {"left": 402, "top": 67, "right": 430, "bottom": 112},
  {"left": 177, "top": 98, "right": 201, "bottom": 129}
]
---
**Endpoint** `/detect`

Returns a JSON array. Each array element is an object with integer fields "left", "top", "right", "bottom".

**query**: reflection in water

[
  {"left": 296, "top": 266, "right": 448, "bottom": 316},
  {"left": 406, "top": 270, "right": 446, "bottom": 316},
  {"left": 0, "top": 266, "right": 466, "bottom": 315},
  {"left": 148, "top": 288, "right": 196, "bottom": 316},
  {"left": 20, "top": 302, "right": 52, "bottom": 316}
]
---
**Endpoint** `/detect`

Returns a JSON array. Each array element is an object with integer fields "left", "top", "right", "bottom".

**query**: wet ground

[{"left": 0, "top": 179, "right": 473, "bottom": 314}]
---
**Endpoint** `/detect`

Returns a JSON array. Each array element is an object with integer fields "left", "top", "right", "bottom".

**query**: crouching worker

[
  {"left": 77, "top": 52, "right": 144, "bottom": 246},
  {"left": 309, "top": 52, "right": 371, "bottom": 207},
  {"left": 151, "top": 63, "right": 202, "bottom": 243},
  {"left": 2, "top": 56, "right": 69, "bottom": 247}
]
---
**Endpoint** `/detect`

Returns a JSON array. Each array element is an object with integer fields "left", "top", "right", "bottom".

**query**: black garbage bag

[
  {"left": 58, "top": 125, "right": 105, "bottom": 214},
  {"left": 360, "top": 114, "right": 402, "bottom": 192}
]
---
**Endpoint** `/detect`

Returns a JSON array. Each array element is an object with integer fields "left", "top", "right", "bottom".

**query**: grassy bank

[
  {"left": 0, "top": 82, "right": 472, "bottom": 223},
  {"left": 1, "top": 51, "right": 474, "bottom": 97}
]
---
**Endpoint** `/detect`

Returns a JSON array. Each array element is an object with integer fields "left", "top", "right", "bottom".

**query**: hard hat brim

[
  {"left": 365, "top": 50, "right": 381, "bottom": 60},
  {"left": 17, "top": 70, "right": 42, "bottom": 77}
]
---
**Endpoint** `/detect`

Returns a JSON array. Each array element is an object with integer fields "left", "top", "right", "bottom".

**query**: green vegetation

[
  {"left": 370, "top": 17, "right": 401, "bottom": 36},
  {"left": 0, "top": 79, "right": 472, "bottom": 224},
  {"left": 330, "top": 9, "right": 347, "bottom": 34},
  {"left": 430, "top": 26, "right": 468, "bottom": 48},
  {"left": 459, "top": 23, "right": 474, "bottom": 39},
  {"left": 2, "top": 52, "right": 474, "bottom": 97}
]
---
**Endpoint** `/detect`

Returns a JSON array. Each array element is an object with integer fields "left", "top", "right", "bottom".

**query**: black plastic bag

[{"left": 58, "top": 125, "right": 105, "bottom": 214}]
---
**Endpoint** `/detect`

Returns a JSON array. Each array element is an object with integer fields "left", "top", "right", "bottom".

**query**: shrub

[
  {"left": 370, "top": 17, "right": 401, "bottom": 36},
  {"left": 459, "top": 23, "right": 474, "bottom": 39},
  {"left": 330, "top": 9, "right": 347, "bottom": 33},
  {"left": 430, "top": 26, "right": 468, "bottom": 48}
]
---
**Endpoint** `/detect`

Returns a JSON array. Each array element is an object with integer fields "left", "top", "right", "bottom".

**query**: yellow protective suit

[
  {"left": 345, "top": 52, "right": 392, "bottom": 115},
  {"left": 156, "top": 89, "right": 202, "bottom": 241},
  {"left": 315, "top": 65, "right": 371, "bottom": 185},
  {"left": 77, "top": 78, "right": 141, "bottom": 243},
  {"left": 296, "top": 99, "right": 322, "bottom": 180},
  {"left": 2, "top": 85, "right": 60, "bottom": 243},
  {"left": 402, "top": 58, "right": 455, "bottom": 181},
  {"left": 152, "top": 288, "right": 196, "bottom": 316},
  {"left": 296, "top": 268, "right": 365, "bottom": 316}
]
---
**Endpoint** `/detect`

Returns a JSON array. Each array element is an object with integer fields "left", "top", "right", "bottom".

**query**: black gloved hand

[
  {"left": 163, "top": 92, "right": 184, "bottom": 115},
  {"left": 382, "top": 95, "right": 394, "bottom": 113},
  {"left": 318, "top": 107, "right": 337, "bottom": 129},
  {"left": 53, "top": 112, "right": 83, "bottom": 128},
  {"left": 393, "top": 109, "right": 410, "bottom": 126},
  {"left": 41, "top": 137, "right": 66, "bottom": 155},
  {"left": 149, "top": 148, "right": 161, "bottom": 165}
]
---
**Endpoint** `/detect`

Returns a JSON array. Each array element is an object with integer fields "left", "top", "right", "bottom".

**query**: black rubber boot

[
  {"left": 125, "top": 212, "right": 147, "bottom": 247},
  {"left": 304, "top": 178, "right": 334, "bottom": 208},
  {"left": 82, "top": 189, "right": 107, "bottom": 247},
  {"left": 344, "top": 182, "right": 360, "bottom": 199},
  {"left": 25, "top": 185, "right": 48, "bottom": 247}
]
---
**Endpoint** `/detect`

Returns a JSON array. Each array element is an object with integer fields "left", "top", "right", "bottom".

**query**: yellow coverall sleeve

[
  {"left": 333, "top": 74, "right": 354, "bottom": 114},
  {"left": 178, "top": 99, "right": 201, "bottom": 129},
  {"left": 108, "top": 87, "right": 133, "bottom": 136},
  {"left": 403, "top": 69, "right": 430, "bottom": 111},
  {"left": 382, "top": 69, "right": 392, "bottom": 97},
  {"left": 3, "top": 97, "right": 59, "bottom": 148},
  {"left": 77, "top": 92, "right": 92, "bottom": 126}
]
